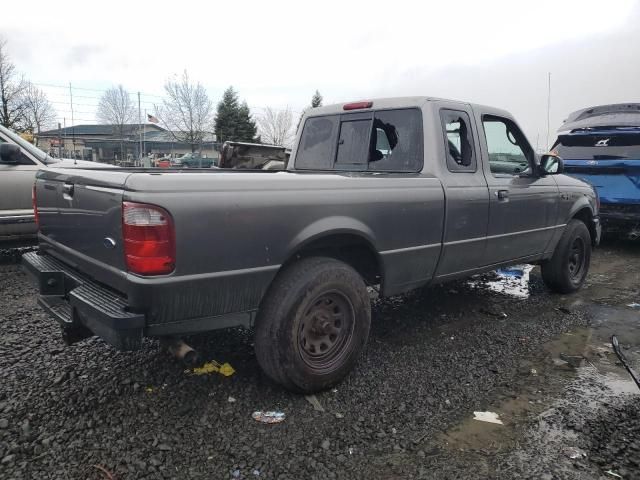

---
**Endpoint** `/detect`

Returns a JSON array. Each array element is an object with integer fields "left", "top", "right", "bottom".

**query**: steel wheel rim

[
  {"left": 297, "top": 290, "right": 356, "bottom": 373},
  {"left": 568, "top": 236, "right": 586, "bottom": 280}
]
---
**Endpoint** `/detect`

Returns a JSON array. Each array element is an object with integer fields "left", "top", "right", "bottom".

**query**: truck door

[
  {"left": 478, "top": 114, "right": 558, "bottom": 265},
  {"left": 434, "top": 106, "right": 490, "bottom": 277}
]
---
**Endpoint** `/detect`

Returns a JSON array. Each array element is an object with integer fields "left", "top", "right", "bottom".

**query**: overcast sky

[{"left": 2, "top": 0, "right": 639, "bottom": 148}]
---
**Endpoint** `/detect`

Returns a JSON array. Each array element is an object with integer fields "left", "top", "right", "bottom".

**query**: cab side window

[
  {"left": 440, "top": 110, "right": 476, "bottom": 172},
  {"left": 482, "top": 116, "right": 533, "bottom": 176}
]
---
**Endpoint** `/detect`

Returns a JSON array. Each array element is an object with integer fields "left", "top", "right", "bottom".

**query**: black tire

[
  {"left": 541, "top": 219, "right": 592, "bottom": 294},
  {"left": 254, "top": 257, "right": 371, "bottom": 393}
]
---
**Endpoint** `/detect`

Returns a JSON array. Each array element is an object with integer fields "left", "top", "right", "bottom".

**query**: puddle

[
  {"left": 437, "top": 303, "right": 639, "bottom": 453},
  {"left": 468, "top": 265, "right": 533, "bottom": 299}
]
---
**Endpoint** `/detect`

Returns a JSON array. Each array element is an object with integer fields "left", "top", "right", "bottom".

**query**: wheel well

[
  {"left": 283, "top": 234, "right": 382, "bottom": 286},
  {"left": 573, "top": 207, "right": 597, "bottom": 245}
]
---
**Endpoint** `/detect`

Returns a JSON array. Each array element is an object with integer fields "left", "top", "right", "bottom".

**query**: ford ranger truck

[
  {"left": 23, "top": 97, "right": 601, "bottom": 393},
  {"left": 552, "top": 103, "right": 640, "bottom": 238}
]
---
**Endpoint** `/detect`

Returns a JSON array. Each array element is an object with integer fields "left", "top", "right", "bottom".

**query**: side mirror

[
  {"left": 0, "top": 143, "right": 21, "bottom": 164},
  {"left": 539, "top": 153, "right": 564, "bottom": 175}
]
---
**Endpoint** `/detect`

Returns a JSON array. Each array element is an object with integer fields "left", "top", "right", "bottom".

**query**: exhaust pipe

[{"left": 161, "top": 338, "right": 200, "bottom": 367}]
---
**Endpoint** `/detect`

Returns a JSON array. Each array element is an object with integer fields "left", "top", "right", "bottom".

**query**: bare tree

[
  {"left": 96, "top": 85, "right": 136, "bottom": 160},
  {"left": 0, "top": 37, "right": 26, "bottom": 130},
  {"left": 155, "top": 71, "right": 214, "bottom": 152},
  {"left": 257, "top": 107, "right": 294, "bottom": 146},
  {"left": 22, "top": 82, "right": 56, "bottom": 145}
]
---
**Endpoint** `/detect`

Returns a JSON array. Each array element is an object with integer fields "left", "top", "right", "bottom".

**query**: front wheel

[
  {"left": 255, "top": 257, "right": 371, "bottom": 393},
  {"left": 541, "top": 219, "right": 592, "bottom": 294}
]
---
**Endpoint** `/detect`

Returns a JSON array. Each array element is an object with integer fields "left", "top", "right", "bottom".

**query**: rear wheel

[
  {"left": 255, "top": 257, "right": 371, "bottom": 393},
  {"left": 541, "top": 219, "right": 591, "bottom": 293}
]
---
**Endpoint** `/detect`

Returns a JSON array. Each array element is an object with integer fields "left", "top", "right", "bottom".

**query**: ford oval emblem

[{"left": 103, "top": 237, "right": 116, "bottom": 249}]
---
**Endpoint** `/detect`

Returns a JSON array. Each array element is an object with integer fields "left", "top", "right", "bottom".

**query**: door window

[
  {"left": 440, "top": 110, "right": 476, "bottom": 172},
  {"left": 0, "top": 138, "right": 36, "bottom": 165},
  {"left": 482, "top": 116, "right": 532, "bottom": 176}
]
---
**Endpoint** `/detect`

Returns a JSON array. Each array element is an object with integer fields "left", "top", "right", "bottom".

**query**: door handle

[{"left": 495, "top": 189, "right": 509, "bottom": 200}]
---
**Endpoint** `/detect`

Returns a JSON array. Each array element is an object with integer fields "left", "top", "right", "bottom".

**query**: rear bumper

[{"left": 22, "top": 251, "right": 145, "bottom": 351}]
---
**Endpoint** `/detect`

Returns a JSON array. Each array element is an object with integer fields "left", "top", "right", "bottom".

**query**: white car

[{"left": 0, "top": 125, "right": 112, "bottom": 244}]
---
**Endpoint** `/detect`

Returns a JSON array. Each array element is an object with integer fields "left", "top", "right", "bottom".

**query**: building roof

[
  {"left": 143, "top": 130, "right": 216, "bottom": 143},
  {"left": 38, "top": 123, "right": 165, "bottom": 137}
]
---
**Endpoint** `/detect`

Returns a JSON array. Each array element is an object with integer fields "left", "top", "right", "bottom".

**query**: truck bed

[{"left": 32, "top": 167, "right": 445, "bottom": 340}]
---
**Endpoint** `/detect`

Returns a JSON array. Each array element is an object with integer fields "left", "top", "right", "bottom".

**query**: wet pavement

[{"left": 0, "top": 238, "right": 638, "bottom": 479}]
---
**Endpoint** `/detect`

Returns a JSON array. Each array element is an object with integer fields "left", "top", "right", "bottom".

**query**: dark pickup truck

[{"left": 24, "top": 97, "right": 601, "bottom": 393}]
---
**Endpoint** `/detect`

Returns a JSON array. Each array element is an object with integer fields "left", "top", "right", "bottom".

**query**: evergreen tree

[
  {"left": 214, "top": 87, "right": 240, "bottom": 144},
  {"left": 311, "top": 90, "right": 323, "bottom": 108},
  {"left": 236, "top": 101, "right": 258, "bottom": 142},
  {"left": 297, "top": 89, "right": 323, "bottom": 131},
  {"left": 214, "top": 87, "right": 258, "bottom": 144}
]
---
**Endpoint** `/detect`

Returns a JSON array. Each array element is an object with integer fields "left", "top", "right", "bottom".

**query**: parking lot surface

[{"left": 0, "top": 240, "right": 638, "bottom": 479}]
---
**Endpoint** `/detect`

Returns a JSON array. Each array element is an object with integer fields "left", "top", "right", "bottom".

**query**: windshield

[
  {"left": 553, "top": 128, "right": 640, "bottom": 160},
  {"left": 0, "top": 123, "right": 57, "bottom": 164}
]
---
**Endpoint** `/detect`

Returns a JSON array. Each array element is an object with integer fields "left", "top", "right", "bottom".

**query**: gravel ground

[{"left": 0, "top": 241, "right": 638, "bottom": 479}]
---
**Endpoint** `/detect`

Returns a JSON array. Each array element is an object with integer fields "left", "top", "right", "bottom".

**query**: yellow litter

[{"left": 191, "top": 360, "right": 235, "bottom": 377}]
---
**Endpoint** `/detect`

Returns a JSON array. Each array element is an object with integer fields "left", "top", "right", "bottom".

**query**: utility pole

[
  {"left": 138, "top": 92, "right": 142, "bottom": 166},
  {"left": 69, "top": 82, "right": 76, "bottom": 164},
  {"left": 546, "top": 72, "right": 551, "bottom": 151},
  {"left": 57, "top": 122, "right": 62, "bottom": 158}
]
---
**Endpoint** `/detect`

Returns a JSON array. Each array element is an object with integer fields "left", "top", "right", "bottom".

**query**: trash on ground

[
  {"left": 530, "top": 368, "right": 538, "bottom": 376},
  {"left": 252, "top": 411, "right": 286, "bottom": 424},
  {"left": 472, "top": 411, "right": 504, "bottom": 425},
  {"left": 227, "top": 396, "right": 236, "bottom": 403},
  {"left": 612, "top": 335, "right": 640, "bottom": 390},
  {"left": 605, "top": 470, "right": 623, "bottom": 479},
  {"left": 189, "top": 360, "right": 235, "bottom": 377},
  {"left": 627, "top": 303, "right": 640, "bottom": 309},
  {"left": 335, "top": 412, "right": 344, "bottom": 419},
  {"left": 470, "top": 265, "right": 533, "bottom": 299},
  {"left": 305, "top": 394, "right": 325, "bottom": 412},
  {"left": 145, "top": 386, "right": 154, "bottom": 393},
  {"left": 563, "top": 446, "right": 586, "bottom": 459},
  {"left": 552, "top": 358, "right": 570, "bottom": 367},
  {"left": 252, "top": 469, "right": 260, "bottom": 476}
]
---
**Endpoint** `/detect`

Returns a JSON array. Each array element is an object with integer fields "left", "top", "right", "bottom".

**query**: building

[{"left": 36, "top": 124, "right": 218, "bottom": 164}]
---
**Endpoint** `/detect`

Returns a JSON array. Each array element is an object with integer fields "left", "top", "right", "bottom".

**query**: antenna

[{"left": 546, "top": 72, "right": 551, "bottom": 151}]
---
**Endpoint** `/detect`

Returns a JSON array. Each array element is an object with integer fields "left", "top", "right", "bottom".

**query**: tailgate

[{"left": 36, "top": 168, "right": 132, "bottom": 275}]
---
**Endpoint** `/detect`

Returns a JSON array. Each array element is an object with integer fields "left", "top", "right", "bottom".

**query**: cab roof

[{"left": 305, "top": 96, "right": 511, "bottom": 119}]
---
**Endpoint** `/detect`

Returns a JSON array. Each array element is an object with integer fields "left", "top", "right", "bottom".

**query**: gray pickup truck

[{"left": 23, "top": 97, "right": 601, "bottom": 393}]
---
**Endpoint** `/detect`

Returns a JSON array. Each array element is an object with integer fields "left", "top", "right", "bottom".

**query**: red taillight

[
  {"left": 122, "top": 202, "right": 175, "bottom": 275},
  {"left": 343, "top": 101, "right": 373, "bottom": 111},
  {"left": 32, "top": 184, "right": 39, "bottom": 228}
]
